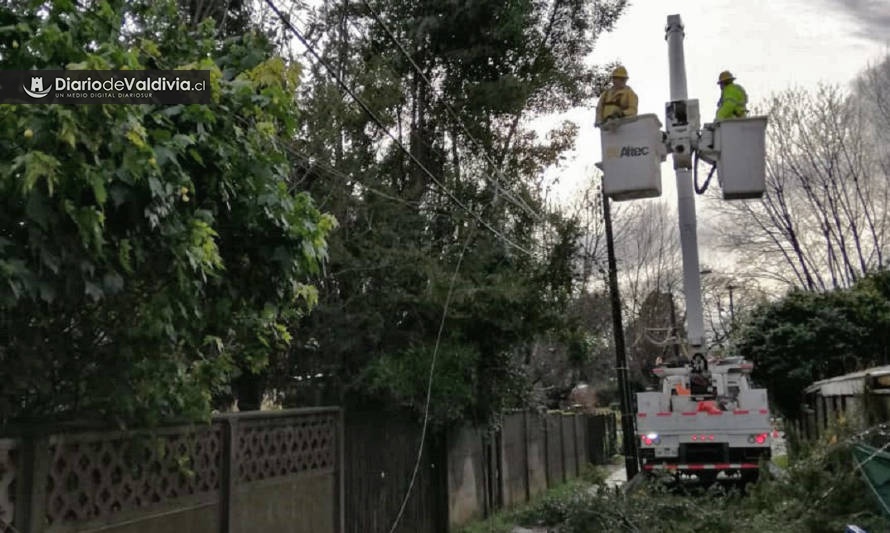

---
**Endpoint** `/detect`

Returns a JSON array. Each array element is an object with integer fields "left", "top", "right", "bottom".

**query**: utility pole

[{"left": 602, "top": 184, "right": 638, "bottom": 479}]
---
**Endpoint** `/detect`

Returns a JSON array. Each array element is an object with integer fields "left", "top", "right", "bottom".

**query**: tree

[
  {"left": 854, "top": 55, "right": 890, "bottom": 182},
  {"left": 698, "top": 270, "right": 771, "bottom": 354},
  {"left": 713, "top": 78, "right": 890, "bottom": 291},
  {"left": 0, "top": 0, "right": 334, "bottom": 427},
  {"left": 613, "top": 200, "right": 681, "bottom": 323},
  {"left": 737, "top": 270, "right": 890, "bottom": 418},
  {"left": 607, "top": 199, "right": 683, "bottom": 380},
  {"left": 277, "top": 0, "right": 629, "bottom": 426}
]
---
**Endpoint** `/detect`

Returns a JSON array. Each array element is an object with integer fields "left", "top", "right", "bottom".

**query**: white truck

[
  {"left": 597, "top": 14, "right": 773, "bottom": 484},
  {"left": 635, "top": 354, "right": 772, "bottom": 483}
]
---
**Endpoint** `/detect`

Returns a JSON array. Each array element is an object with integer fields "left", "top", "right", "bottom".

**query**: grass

[
  {"left": 772, "top": 454, "right": 789, "bottom": 469},
  {"left": 457, "top": 512, "right": 520, "bottom": 533}
]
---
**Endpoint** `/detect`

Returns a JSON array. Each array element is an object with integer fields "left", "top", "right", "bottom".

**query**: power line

[
  {"left": 260, "top": 6, "right": 547, "bottom": 530},
  {"left": 357, "top": 0, "right": 543, "bottom": 222},
  {"left": 262, "top": 0, "right": 533, "bottom": 257},
  {"left": 231, "top": 114, "right": 471, "bottom": 219}
]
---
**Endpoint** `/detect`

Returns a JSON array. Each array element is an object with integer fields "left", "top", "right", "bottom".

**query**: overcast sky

[{"left": 538, "top": 0, "right": 890, "bottom": 207}]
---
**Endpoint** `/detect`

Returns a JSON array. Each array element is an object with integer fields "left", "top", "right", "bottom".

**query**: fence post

[
  {"left": 496, "top": 426, "right": 504, "bottom": 511},
  {"left": 337, "top": 409, "right": 345, "bottom": 533},
  {"left": 542, "top": 414, "right": 549, "bottom": 489},
  {"left": 14, "top": 435, "right": 49, "bottom": 533},
  {"left": 573, "top": 415, "right": 580, "bottom": 477},
  {"left": 522, "top": 411, "right": 530, "bottom": 503},
  {"left": 219, "top": 418, "right": 238, "bottom": 533},
  {"left": 560, "top": 415, "right": 567, "bottom": 483}
]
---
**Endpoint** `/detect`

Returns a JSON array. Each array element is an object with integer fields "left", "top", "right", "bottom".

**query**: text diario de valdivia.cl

[{"left": 52, "top": 77, "right": 206, "bottom": 92}]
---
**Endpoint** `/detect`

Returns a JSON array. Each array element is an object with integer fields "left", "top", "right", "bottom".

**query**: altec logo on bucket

[
  {"left": 606, "top": 146, "right": 650, "bottom": 158},
  {"left": 620, "top": 146, "right": 649, "bottom": 157},
  {"left": 0, "top": 70, "right": 211, "bottom": 105}
]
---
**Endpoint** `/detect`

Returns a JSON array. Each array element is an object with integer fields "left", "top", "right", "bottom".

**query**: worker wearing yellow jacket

[
  {"left": 595, "top": 66, "right": 638, "bottom": 127},
  {"left": 716, "top": 70, "right": 748, "bottom": 120}
]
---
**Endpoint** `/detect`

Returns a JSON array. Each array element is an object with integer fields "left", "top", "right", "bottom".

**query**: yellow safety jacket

[
  {"left": 716, "top": 83, "right": 748, "bottom": 120},
  {"left": 596, "top": 86, "right": 639, "bottom": 125}
]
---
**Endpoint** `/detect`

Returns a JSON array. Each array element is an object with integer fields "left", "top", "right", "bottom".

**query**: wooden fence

[
  {"left": 445, "top": 410, "right": 617, "bottom": 528},
  {"left": 1, "top": 408, "right": 616, "bottom": 533},
  {"left": 342, "top": 409, "right": 447, "bottom": 533},
  {"left": 0, "top": 408, "right": 342, "bottom": 533}
]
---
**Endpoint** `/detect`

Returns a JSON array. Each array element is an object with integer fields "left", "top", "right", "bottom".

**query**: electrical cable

[{"left": 693, "top": 151, "right": 717, "bottom": 195}]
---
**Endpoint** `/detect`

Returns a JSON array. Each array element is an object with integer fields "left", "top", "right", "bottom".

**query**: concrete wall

[
  {"left": 6, "top": 408, "right": 343, "bottom": 533},
  {"left": 446, "top": 412, "right": 616, "bottom": 531},
  {"left": 499, "top": 413, "right": 527, "bottom": 508},
  {"left": 561, "top": 417, "right": 577, "bottom": 480},
  {"left": 544, "top": 415, "right": 563, "bottom": 486},
  {"left": 232, "top": 472, "right": 335, "bottom": 533},
  {"left": 72, "top": 499, "right": 219, "bottom": 533},
  {"left": 525, "top": 415, "right": 548, "bottom": 500},
  {"left": 446, "top": 427, "right": 486, "bottom": 527}
]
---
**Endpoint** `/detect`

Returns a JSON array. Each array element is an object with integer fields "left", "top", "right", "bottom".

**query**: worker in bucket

[
  {"left": 715, "top": 70, "right": 748, "bottom": 120},
  {"left": 595, "top": 66, "right": 638, "bottom": 128}
]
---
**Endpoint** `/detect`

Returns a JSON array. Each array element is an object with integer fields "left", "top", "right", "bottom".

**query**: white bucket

[
  {"left": 715, "top": 116, "right": 768, "bottom": 200},
  {"left": 600, "top": 114, "right": 665, "bottom": 201}
]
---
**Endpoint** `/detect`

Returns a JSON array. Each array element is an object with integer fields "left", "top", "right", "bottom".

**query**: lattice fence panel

[
  {"left": 0, "top": 440, "right": 16, "bottom": 533},
  {"left": 237, "top": 413, "right": 336, "bottom": 483},
  {"left": 45, "top": 426, "right": 221, "bottom": 525}
]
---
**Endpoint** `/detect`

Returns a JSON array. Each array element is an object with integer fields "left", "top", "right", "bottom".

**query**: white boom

[{"left": 665, "top": 14, "right": 705, "bottom": 356}]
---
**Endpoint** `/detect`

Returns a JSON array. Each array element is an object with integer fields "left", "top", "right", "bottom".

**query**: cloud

[{"left": 817, "top": 0, "right": 890, "bottom": 41}]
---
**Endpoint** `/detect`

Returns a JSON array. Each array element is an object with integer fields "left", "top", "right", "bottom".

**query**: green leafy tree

[
  {"left": 737, "top": 270, "right": 890, "bottom": 418},
  {"left": 0, "top": 0, "right": 334, "bottom": 427},
  {"left": 281, "top": 0, "right": 627, "bottom": 425}
]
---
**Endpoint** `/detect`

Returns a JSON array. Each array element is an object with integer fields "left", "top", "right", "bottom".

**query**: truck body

[{"left": 635, "top": 356, "right": 771, "bottom": 481}]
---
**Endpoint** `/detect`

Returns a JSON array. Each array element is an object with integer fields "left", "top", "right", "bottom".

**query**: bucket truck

[{"left": 598, "top": 14, "right": 773, "bottom": 482}]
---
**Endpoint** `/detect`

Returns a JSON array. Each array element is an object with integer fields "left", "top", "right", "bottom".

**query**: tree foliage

[
  {"left": 714, "top": 68, "right": 890, "bottom": 291},
  {"left": 0, "top": 0, "right": 333, "bottom": 427},
  {"left": 737, "top": 269, "right": 890, "bottom": 418},
  {"left": 279, "top": 0, "right": 628, "bottom": 426}
]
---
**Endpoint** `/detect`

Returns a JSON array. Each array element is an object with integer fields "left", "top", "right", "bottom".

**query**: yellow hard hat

[
  {"left": 718, "top": 70, "right": 735, "bottom": 84},
  {"left": 611, "top": 66, "right": 628, "bottom": 79}
]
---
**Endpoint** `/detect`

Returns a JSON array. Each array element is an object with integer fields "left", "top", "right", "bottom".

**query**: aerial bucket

[
  {"left": 600, "top": 113, "right": 665, "bottom": 201},
  {"left": 715, "top": 116, "right": 768, "bottom": 200}
]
